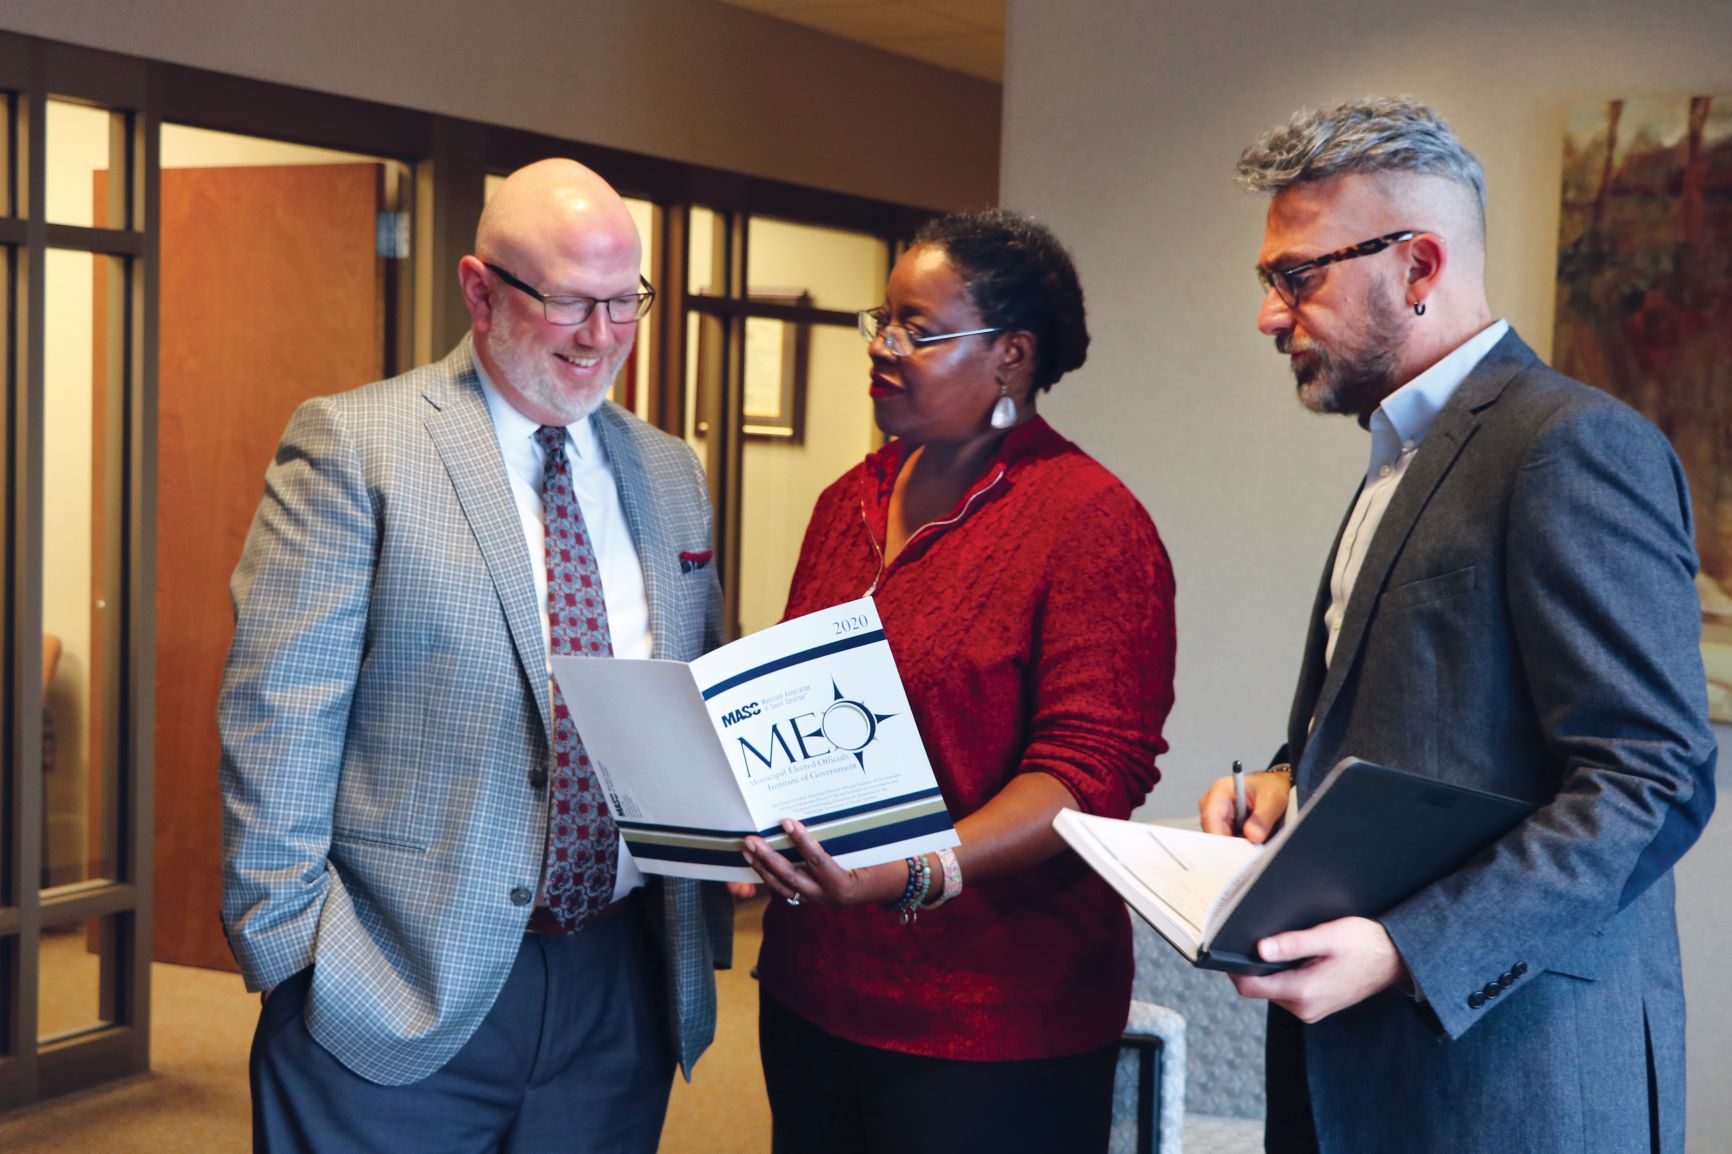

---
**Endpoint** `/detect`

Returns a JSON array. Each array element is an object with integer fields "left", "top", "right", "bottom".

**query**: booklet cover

[
  {"left": 1054, "top": 758, "right": 1535, "bottom": 975},
  {"left": 552, "top": 596, "right": 957, "bottom": 883}
]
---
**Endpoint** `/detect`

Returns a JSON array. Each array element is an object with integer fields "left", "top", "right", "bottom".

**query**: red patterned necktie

[{"left": 535, "top": 424, "right": 619, "bottom": 929}]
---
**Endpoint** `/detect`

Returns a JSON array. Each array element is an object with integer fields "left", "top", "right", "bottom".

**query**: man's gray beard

[
  {"left": 1281, "top": 285, "right": 1403, "bottom": 417},
  {"left": 487, "top": 326, "right": 619, "bottom": 424}
]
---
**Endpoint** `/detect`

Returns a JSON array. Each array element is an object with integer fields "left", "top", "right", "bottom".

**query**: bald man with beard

[{"left": 220, "top": 159, "right": 732, "bottom": 1153}]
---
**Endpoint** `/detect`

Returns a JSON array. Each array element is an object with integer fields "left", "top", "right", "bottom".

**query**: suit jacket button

[
  {"left": 1483, "top": 983, "right": 1500, "bottom": 999},
  {"left": 510, "top": 886, "right": 533, "bottom": 906},
  {"left": 1468, "top": 991, "right": 1487, "bottom": 1009},
  {"left": 1513, "top": 962, "right": 1528, "bottom": 977},
  {"left": 1498, "top": 972, "right": 1515, "bottom": 989},
  {"left": 529, "top": 768, "right": 548, "bottom": 789}
]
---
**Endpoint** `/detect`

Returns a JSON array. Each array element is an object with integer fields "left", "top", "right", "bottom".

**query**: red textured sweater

[{"left": 756, "top": 417, "right": 1177, "bottom": 1060}]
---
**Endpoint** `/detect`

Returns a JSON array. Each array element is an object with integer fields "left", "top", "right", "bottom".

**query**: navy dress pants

[{"left": 250, "top": 902, "right": 673, "bottom": 1154}]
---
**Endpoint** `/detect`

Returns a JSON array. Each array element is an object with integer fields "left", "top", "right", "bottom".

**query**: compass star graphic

[{"left": 821, "top": 679, "right": 898, "bottom": 771}]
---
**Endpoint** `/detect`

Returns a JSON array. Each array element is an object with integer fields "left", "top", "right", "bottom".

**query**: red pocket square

[{"left": 680, "top": 550, "right": 713, "bottom": 573}]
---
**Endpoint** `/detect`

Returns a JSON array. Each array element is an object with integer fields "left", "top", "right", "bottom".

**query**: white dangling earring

[{"left": 989, "top": 380, "right": 1018, "bottom": 430}]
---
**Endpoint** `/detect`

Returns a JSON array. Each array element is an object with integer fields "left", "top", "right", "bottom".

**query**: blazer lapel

[
  {"left": 1301, "top": 330, "right": 1539, "bottom": 772},
  {"left": 590, "top": 404, "right": 679, "bottom": 659},
  {"left": 422, "top": 338, "right": 555, "bottom": 733},
  {"left": 1288, "top": 483, "right": 1360, "bottom": 773}
]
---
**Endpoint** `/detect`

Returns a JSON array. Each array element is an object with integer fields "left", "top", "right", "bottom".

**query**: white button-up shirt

[
  {"left": 477, "top": 360, "right": 647, "bottom": 898},
  {"left": 1322, "top": 320, "right": 1509, "bottom": 668}
]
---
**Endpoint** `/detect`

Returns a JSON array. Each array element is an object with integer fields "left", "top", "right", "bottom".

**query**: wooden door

[{"left": 153, "top": 163, "right": 385, "bottom": 970}]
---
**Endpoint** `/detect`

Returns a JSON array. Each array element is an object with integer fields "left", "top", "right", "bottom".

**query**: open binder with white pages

[{"left": 1054, "top": 758, "right": 1535, "bottom": 975}]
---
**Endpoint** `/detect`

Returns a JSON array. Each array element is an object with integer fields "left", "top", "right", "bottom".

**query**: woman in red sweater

[{"left": 741, "top": 210, "right": 1177, "bottom": 1154}]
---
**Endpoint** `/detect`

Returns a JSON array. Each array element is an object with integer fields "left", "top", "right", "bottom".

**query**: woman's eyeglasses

[{"left": 857, "top": 309, "right": 1001, "bottom": 357}]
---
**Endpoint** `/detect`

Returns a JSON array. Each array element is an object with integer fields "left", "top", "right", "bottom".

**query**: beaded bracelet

[
  {"left": 907, "top": 856, "right": 933, "bottom": 923},
  {"left": 886, "top": 855, "right": 933, "bottom": 925},
  {"left": 887, "top": 856, "right": 920, "bottom": 912}
]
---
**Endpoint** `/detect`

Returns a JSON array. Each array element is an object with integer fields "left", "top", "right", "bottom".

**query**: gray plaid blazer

[{"left": 219, "top": 338, "right": 733, "bottom": 1087}]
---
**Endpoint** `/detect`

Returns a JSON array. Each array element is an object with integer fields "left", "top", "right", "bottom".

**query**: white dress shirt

[
  {"left": 477, "top": 361, "right": 647, "bottom": 898},
  {"left": 1322, "top": 320, "right": 1510, "bottom": 668}
]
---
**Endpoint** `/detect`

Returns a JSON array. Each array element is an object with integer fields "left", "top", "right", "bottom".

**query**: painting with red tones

[{"left": 1555, "top": 96, "right": 1732, "bottom": 719}]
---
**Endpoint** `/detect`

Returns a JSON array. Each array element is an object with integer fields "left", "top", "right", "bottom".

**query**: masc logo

[{"left": 720, "top": 701, "right": 761, "bottom": 728}]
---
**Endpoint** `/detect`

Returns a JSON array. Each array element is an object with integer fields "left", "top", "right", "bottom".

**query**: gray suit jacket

[
  {"left": 1273, "top": 330, "right": 1716, "bottom": 1153},
  {"left": 219, "top": 338, "right": 733, "bottom": 1087}
]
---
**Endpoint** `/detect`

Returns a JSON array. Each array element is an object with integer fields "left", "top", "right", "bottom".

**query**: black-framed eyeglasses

[
  {"left": 485, "top": 262, "right": 656, "bottom": 325},
  {"left": 857, "top": 309, "right": 1001, "bottom": 358},
  {"left": 1256, "top": 230, "right": 1418, "bottom": 308}
]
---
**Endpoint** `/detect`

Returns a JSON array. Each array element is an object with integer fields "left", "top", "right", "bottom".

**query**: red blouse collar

[
  {"left": 861, "top": 416, "right": 1066, "bottom": 508},
  {"left": 856, "top": 417, "right": 1070, "bottom": 571}
]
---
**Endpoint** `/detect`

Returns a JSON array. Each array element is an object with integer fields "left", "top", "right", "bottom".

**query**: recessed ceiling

[{"left": 717, "top": 0, "right": 1005, "bottom": 84}]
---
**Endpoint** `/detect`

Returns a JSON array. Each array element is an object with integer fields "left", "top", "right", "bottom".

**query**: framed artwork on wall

[{"left": 1554, "top": 95, "right": 1732, "bottom": 718}]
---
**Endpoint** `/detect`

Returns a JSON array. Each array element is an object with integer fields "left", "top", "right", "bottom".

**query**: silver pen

[{"left": 1232, "top": 759, "right": 1247, "bottom": 831}]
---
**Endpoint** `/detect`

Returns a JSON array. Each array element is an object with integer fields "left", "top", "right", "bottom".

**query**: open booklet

[
  {"left": 1053, "top": 758, "right": 1534, "bottom": 975},
  {"left": 552, "top": 596, "right": 957, "bottom": 883}
]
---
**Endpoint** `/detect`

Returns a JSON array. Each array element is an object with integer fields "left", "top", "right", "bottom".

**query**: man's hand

[
  {"left": 1229, "top": 916, "right": 1408, "bottom": 1023},
  {"left": 1199, "top": 768, "right": 1291, "bottom": 842}
]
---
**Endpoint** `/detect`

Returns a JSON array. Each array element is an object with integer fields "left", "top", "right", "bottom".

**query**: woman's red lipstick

[{"left": 869, "top": 373, "right": 902, "bottom": 399}]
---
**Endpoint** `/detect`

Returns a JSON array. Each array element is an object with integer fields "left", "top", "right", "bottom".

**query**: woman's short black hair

[{"left": 911, "top": 208, "right": 1089, "bottom": 393}]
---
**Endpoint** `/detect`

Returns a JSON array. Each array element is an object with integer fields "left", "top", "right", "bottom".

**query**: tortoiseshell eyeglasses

[{"left": 1257, "top": 230, "right": 1418, "bottom": 308}]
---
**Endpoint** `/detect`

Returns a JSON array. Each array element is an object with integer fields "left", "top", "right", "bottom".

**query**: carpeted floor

[
  {"left": 2, "top": 897, "right": 1260, "bottom": 1152},
  {"left": 1, "top": 901, "right": 774, "bottom": 1154}
]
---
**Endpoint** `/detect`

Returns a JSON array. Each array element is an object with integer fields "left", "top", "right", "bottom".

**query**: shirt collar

[
  {"left": 472, "top": 348, "right": 599, "bottom": 462},
  {"left": 1366, "top": 318, "right": 1509, "bottom": 476},
  {"left": 862, "top": 415, "right": 1065, "bottom": 508}
]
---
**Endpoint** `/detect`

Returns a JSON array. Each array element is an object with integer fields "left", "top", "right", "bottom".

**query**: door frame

[{"left": 0, "top": 34, "right": 158, "bottom": 1109}]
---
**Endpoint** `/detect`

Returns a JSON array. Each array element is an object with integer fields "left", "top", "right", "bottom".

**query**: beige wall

[
  {"left": 0, "top": 0, "right": 1000, "bottom": 211},
  {"left": 1000, "top": 0, "right": 1732, "bottom": 1146}
]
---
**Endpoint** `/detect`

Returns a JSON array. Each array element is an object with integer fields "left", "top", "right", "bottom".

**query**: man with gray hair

[{"left": 1200, "top": 97, "right": 1715, "bottom": 1153}]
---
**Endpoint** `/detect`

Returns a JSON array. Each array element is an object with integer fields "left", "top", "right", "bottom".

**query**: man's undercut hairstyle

[
  {"left": 912, "top": 208, "right": 1089, "bottom": 394},
  {"left": 1237, "top": 96, "right": 1487, "bottom": 233}
]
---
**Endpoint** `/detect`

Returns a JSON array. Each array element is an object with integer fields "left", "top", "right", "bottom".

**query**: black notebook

[{"left": 1053, "top": 758, "right": 1535, "bottom": 975}]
